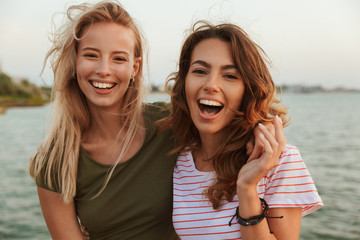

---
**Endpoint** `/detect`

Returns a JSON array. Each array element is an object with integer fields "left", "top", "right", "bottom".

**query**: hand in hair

[
  {"left": 246, "top": 119, "right": 286, "bottom": 163},
  {"left": 238, "top": 116, "right": 286, "bottom": 188}
]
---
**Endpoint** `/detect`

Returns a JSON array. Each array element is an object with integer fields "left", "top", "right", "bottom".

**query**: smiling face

[
  {"left": 185, "top": 38, "right": 245, "bottom": 141},
  {"left": 76, "top": 22, "right": 140, "bottom": 112}
]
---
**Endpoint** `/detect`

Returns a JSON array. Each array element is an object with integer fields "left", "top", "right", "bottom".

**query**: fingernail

[
  {"left": 258, "top": 123, "right": 265, "bottom": 129},
  {"left": 276, "top": 115, "right": 283, "bottom": 124},
  {"left": 259, "top": 133, "right": 265, "bottom": 139}
]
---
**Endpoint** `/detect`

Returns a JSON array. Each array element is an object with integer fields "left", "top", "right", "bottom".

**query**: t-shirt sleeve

[
  {"left": 32, "top": 152, "right": 62, "bottom": 193},
  {"left": 257, "top": 144, "right": 323, "bottom": 217},
  {"left": 35, "top": 177, "right": 61, "bottom": 193}
]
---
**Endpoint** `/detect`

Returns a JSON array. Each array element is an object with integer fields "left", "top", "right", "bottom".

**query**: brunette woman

[{"left": 163, "top": 21, "right": 323, "bottom": 239}]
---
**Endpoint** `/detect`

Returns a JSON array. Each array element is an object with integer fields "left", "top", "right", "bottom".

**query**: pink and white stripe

[{"left": 173, "top": 145, "right": 323, "bottom": 239}]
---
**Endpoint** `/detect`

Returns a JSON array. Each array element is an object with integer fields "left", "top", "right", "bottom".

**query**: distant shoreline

[
  {"left": 276, "top": 84, "right": 360, "bottom": 94},
  {"left": 151, "top": 84, "right": 360, "bottom": 94},
  {"left": 0, "top": 72, "right": 51, "bottom": 114},
  {"left": 0, "top": 97, "right": 49, "bottom": 114},
  {"left": 152, "top": 88, "right": 360, "bottom": 95},
  {"left": 1, "top": 87, "right": 359, "bottom": 115}
]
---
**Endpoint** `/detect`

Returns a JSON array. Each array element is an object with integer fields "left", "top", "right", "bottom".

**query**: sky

[{"left": 0, "top": 0, "right": 360, "bottom": 90}]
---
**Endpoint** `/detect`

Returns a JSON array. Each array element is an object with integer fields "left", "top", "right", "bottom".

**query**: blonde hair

[{"left": 29, "top": 0, "right": 145, "bottom": 203}]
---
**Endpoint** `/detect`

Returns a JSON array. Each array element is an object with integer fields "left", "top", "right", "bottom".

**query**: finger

[
  {"left": 247, "top": 128, "right": 264, "bottom": 162},
  {"left": 247, "top": 140, "right": 263, "bottom": 162},
  {"left": 258, "top": 132, "right": 281, "bottom": 171},
  {"left": 274, "top": 115, "right": 286, "bottom": 154},
  {"left": 258, "top": 123, "right": 277, "bottom": 147},
  {"left": 258, "top": 123, "right": 280, "bottom": 160},
  {"left": 262, "top": 121, "right": 283, "bottom": 152},
  {"left": 259, "top": 132, "right": 272, "bottom": 153},
  {"left": 246, "top": 137, "right": 254, "bottom": 155},
  {"left": 257, "top": 132, "right": 276, "bottom": 168},
  {"left": 263, "top": 122, "right": 275, "bottom": 137}
]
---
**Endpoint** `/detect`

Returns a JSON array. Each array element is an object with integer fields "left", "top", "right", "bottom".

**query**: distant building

[
  {"left": 278, "top": 84, "right": 359, "bottom": 93},
  {"left": 279, "top": 84, "right": 324, "bottom": 93}
]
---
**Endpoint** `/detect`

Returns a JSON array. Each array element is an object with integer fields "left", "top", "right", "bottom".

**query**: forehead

[
  {"left": 191, "top": 38, "right": 233, "bottom": 64},
  {"left": 78, "top": 22, "right": 136, "bottom": 52}
]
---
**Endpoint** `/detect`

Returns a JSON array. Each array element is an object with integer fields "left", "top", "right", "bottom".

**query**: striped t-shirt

[{"left": 173, "top": 145, "right": 323, "bottom": 239}]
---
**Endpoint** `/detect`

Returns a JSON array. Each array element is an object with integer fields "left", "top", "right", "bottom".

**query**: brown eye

[
  {"left": 224, "top": 74, "right": 238, "bottom": 79},
  {"left": 193, "top": 69, "right": 206, "bottom": 75}
]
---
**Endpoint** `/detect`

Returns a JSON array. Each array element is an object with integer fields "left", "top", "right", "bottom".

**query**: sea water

[{"left": 0, "top": 93, "right": 359, "bottom": 239}]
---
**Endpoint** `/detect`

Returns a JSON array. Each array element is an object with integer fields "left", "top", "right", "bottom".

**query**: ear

[{"left": 131, "top": 57, "right": 142, "bottom": 78}]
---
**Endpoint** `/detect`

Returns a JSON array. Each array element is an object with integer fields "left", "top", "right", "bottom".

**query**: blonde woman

[{"left": 29, "top": 1, "right": 178, "bottom": 239}]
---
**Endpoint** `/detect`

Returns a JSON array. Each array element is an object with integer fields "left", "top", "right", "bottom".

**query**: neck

[
  {"left": 194, "top": 131, "right": 227, "bottom": 172},
  {"left": 93, "top": 111, "right": 124, "bottom": 139},
  {"left": 84, "top": 104, "right": 137, "bottom": 143}
]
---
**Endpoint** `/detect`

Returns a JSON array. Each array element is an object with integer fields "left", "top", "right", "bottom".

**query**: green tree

[{"left": 0, "top": 72, "right": 16, "bottom": 95}]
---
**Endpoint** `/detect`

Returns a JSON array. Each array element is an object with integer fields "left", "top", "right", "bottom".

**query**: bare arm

[
  {"left": 37, "top": 186, "right": 84, "bottom": 240},
  {"left": 237, "top": 116, "right": 301, "bottom": 239},
  {"left": 267, "top": 207, "right": 301, "bottom": 239},
  {"left": 236, "top": 192, "right": 301, "bottom": 239}
]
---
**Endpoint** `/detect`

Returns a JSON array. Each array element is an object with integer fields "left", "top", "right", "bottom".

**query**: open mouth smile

[
  {"left": 89, "top": 80, "right": 117, "bottom": 90},
  {"left": 198, "top": 99, "right": 224, "bottom": 115}
]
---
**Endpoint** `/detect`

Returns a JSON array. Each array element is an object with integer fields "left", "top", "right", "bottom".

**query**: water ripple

[{"left": 1, "top": 94, "right": 360, "bottom": 239}]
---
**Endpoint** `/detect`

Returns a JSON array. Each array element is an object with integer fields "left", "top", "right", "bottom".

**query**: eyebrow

[
  {"left": 80, "top": 47, "right": 130, "bottom": 56},
  {"left": 191, "top": 60, "right": 237, "bottom": 70}
]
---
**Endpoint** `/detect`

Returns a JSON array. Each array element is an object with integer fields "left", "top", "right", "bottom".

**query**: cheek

[
  {"left": 112, "top": 65, "right": 133, "bottom": 82},
  {"left": 76, "top": 59, "right": 90, "bottom": 78},
  {"left": 229, "top": 83, "right": 245, "bottom": 108},
  {"left": 185, "top": 75, "right": 200, "bottom": 98},
  {"left": 236, "top": 90, "right": 245, "bottom": 108},
  {"left": 184, "top": 79, "right": 200, "bottom": 113}
]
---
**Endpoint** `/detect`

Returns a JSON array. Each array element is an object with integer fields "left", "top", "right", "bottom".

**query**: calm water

[{"left": 0, "top": 93, "right": 359, "bottom": 239}]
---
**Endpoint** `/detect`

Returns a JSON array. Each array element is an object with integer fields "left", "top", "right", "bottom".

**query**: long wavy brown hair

[{"left": 160, "top": 21, "right": 288, "bottom": 209}]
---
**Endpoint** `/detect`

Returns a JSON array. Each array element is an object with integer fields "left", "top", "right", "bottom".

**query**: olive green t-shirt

[{"left": 38, "top": 102, "right": 178, "bottom": 239}]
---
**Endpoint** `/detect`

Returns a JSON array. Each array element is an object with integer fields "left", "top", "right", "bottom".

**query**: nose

[
  {"left": 96, "top": 59, "right": 111, "bottom": 76},
  {"left": 203, "top": 72, "right": 220, "bottom": 93}
]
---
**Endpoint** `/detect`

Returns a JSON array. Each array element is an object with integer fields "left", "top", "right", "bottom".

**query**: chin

[{"left": 196, "top": 126, "right": 222, "bottom": 136}]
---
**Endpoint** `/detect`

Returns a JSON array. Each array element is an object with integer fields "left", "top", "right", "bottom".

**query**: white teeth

[
  {"left": 199, "top": 99, "right": 223, "bottom": 106},
  {"left": 92, "top": 81, "right": 115, "bottom": 89}
]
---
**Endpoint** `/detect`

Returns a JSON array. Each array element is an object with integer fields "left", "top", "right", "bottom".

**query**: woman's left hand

[{"left": 237, "top": 116, "right": 285, "bottom": 188}]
